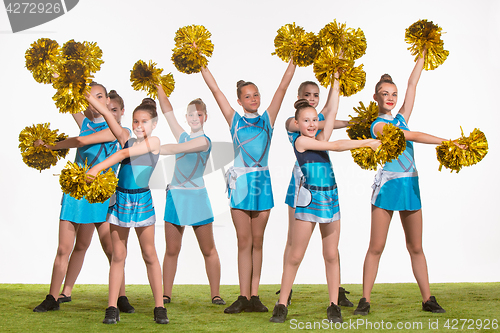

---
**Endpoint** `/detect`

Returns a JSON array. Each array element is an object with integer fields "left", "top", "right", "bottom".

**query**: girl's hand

[
  {"left": 368, "top": 139, "right": 381, "bottom": 151},
  {"left": 34, "top": 139, "right": 47, "bottom": 148},
  {"left": 452, "top": 139, "right": 467, "bottom": 149},
  {"left": 86, "top": 169, "right": 98, "bottom": 183}
]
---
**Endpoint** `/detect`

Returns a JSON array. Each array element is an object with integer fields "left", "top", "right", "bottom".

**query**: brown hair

[
  {"left": 133, "top": 98, "right": 158, "bottom": 122},
  {"left": 188, "top": 98, "right": 207, "bottom": 114},
  {"left": 375, "top": 74, "right": 395, "bottom": 94},
  {"left": 294, "top": 99, "right": 314, "bottom": 120},
  {"left": 108, "top": 90, "right": 124, "bottom": 110},
  {"left": 236, "top": 80, "right": 258, "bottom": 99},
  {"left": 89, "top": 81, "right": 107, "bottom": 97},
  {"left": 298, "top": 81, "right": 319, "bottom": 96}
]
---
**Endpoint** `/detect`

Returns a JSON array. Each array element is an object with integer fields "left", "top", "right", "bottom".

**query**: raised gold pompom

[
  {"left": 130, "top": 60, "right": 175, "bottom": 99},
  {"left": 171, "top": 25, "right": 214, "bottom": 74},
  {"left": 272, "top": 23, "right": 319, "bottom": 67},
  {"left": 405, "top": 19, "right": 449, "bottom": 70},
  {"left": 25, "top": 38, "right": 61, "bottom": 84}
]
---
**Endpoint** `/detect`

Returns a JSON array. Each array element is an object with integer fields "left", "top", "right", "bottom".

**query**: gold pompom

[
  {"left": 130, "top": 60, "right": 175, "bottom": 99},
  {"left": 19, "top": 123, "right": 66, "bottom": 171},
  {"left": 351, "top": 146, "right": 378, "bottom": 170},
  {"left": 437, "top": 127, "right": 488, "bottom": 172},
  {"left": 318, "top": 20, "right": 367, "bottom": 61},
  {"left": 405, "top": 19, "right": 449, "bottom": 70},
  {"left": 59, "top": 161, "right": 89, "bottom": 200},
  {"left": 313, "top": 49, "right": 366, "bottom": 96},
  {"left": 61, "top": 39, "right": 104, "bottom": 74},
  {"left": 52, "top": 60, "right": 92, "bottom": 114},
  {"left": 272, "top": 23, "right": 319, "bottom": 67},
  {"left": 86, "top": 168, "right": 118, "bottom": 204},
  {"left": 347, "top": 101, "right": 379, "bottom": 140},
  {"left": 171, "top": 25, "right": 214, "bottom": 74},
  {"left": 376, "top": 123, "right": 407, "bottom": 165},
  {"left": 55, "top": 133, "right": 69, "bottom": 159},
  {"left": 25, "top": 38, "right": 61, "bottom": 84}
]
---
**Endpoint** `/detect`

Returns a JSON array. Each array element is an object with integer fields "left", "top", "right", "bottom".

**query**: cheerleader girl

[
  {"left": 354, "top": 55, "right": 458, "bottom": 315},
  {"left": 85, "top": 95, "right": 168, "bottom": 324},
  {"left": 281, "top": 81, "right": 352, "bottom": 307},
  {"left": 269, "top": 80, "right": 380, "bottom": 323},
  {"left": 33, "top": 84, "right": 133, "bottom": 314},
  {"left": 200, "top": 59, "right": 296, "bottom": 313},
  {"left": 156, "top": 85, "right": 224, "bottom": 305}
]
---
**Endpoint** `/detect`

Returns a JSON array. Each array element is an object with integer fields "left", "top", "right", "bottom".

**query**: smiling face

[
  {"left": 374, "top": 82, "right": 398, "bottom": 112},
  {"left": 186, "top": 104, "right": 207, "bottom": 132},
  {"left": 237, "top": 84, "right": 261, "bottom": 113},
  {"left": 298, "top": 84, "right": 320, "bottom": 108},
  {"left": 86, "top": 84, "right": 108, "bottom": 119},
  {"left": 132, "top": 110, "right": 157, "bottom": 139},
  {"left": 295, "top": 107, "right": 319, "bottom": 138}
]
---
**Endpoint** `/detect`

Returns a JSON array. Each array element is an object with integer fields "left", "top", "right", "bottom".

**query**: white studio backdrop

[{"left": 0, "top": 0, "right": 498, "bottom": 287}]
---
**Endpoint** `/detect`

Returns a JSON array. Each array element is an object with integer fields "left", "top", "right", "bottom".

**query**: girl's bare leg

[{"left": 162, "top": 222, "right": 185, "bottom": 299}]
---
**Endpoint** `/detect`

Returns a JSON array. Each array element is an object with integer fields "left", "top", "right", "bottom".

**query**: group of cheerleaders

[{"left": 32, "top": 50, "right": 456, "bottom": 324}]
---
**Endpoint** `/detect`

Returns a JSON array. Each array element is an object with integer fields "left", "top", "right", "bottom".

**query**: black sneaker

[
  {"left": 117, "top": 296, "right": 135, "bottom": 313},
  {"left": 276, "top": 289, "right": 293, "bottom": 306},
  {"left": 269, "top": 304, "right": 288, "bottom": 323},
  {"left": 57, "top": 294, "right": 71, "bottom": 304},
  {"left": 224, "top": 295, "right": 250, "bottom": 314},
  {"left": 338, "top": 287, "right": 353, "bottom": 307},
  {"left": 212, "top": 296, "right": 226, "bottom": 305},
  {"left": 353, "top": 297, "right": 370, "bottom": 315},
  {"left": 154, "top": 306, "right": 169, "bottom": 324},
  {"left": 248, "top": 295, "right": 268, "bottom": 312},
  {"left": 33, "top": 295, "right": 60, "bottom": 312},
  {"left": 102, "top": 306, "right": 120, "bottom": 324},
  {"left": 163, "top": 295, "right": 171, "bottom": 304},
  {"left": 422, "top": 296, "right": 446, "bottom": 313},
  {"left": 327, "top": 302, "right": 343, "bottom": 323}
]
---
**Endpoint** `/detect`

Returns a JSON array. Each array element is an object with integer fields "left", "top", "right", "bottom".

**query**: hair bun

[
  {"left": 294, "top": 98, "right": 311, "bottom": 110},
  {"left": 236, "top": 80, "right": 246, "bottom": 88},
  {"left": 140, "top": 97, "right": 156, "bottom": 110},
  {"left": 379, "top": 74, "right": 393, "bottom": 83}
]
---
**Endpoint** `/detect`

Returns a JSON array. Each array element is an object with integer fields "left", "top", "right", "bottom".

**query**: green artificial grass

[{"left": 0, "top": 283, "right": 499, "bottom": 332}]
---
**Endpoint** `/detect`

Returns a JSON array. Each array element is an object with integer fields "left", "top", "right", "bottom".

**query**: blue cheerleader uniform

[
  {"left": 164, "top": 131, "right": 214, "bottom": 226},
  {"left": 370, "top": 114, "right": 421, "bottom": 211},
  {"left": 285, "top": 113, "right": 325, "bottom": 208},
  {"left": 107, "top": 138, "right": 160, "bottom": 228},
  {"left": 293, "top": 137, "right": 340, "bottom": 223},
  {"left": 225, "top": 111, "right": 274, "bottom": 211},
  {"left": 60, "top": 117, "right": 121, "bottom": 224}
]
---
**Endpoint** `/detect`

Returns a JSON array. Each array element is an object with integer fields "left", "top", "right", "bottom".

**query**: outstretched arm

[
  {"left": 39, "top": 128, "right": 118, "bottom": 150},
  {"left": 267, "top": 60, "right": 297, "bottom": 125},
  {"left": 200, "top": 66, "right": 235, "bottom": 126},
  {"left": 86, "top": 94, "right": 129, "bottom": 147},
  {"left": 399, "top": 53, "right": 425, "bottom": 123},
  {"left": 316, "top": 78, "right": 340, "bottom": 142},
  {"left": 157, "top": 84, "right": 184, "bottom": 141},
  {"left": 295, "top": 135, "right": 380, "bottom": 153},
  {"left": 160, "top": 136, "right": 209, "bottom": 155},
  {"left": 87, "top": 137, "right": 160, "bottom": 178},
  {"left": 372, "top": 122, "right": 447, "bottom": 145}
]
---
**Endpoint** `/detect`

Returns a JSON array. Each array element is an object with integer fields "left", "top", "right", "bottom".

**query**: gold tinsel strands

[
  {"left": 19, "top": 123, "right": 66, "bottom": 171},
  {"left": 59, "top": 161, "right": 90, "bottom": 200},
  {"left": 272, "top": 23, "right": 319, "bottom": 67},
  {"left": 318, "top": 20, "right": 367, "bottom": 61},
  {"left": 313, "top": 49, "right": 366, "bottom": 96},
  {"left": 52, "top": 60, "right": 92, "bottom": 114},
  {"left": 376, "top": 123, "right": 407, "bottom": 165},
  {"left": 405, "top": 19, "right": 449, "bottom": 71},
  {"left": 171, "top": 25, "right": 214, "bottom": 74},
  {"left": 25, "top": 38, "right": 61, "bottom": 84},
  {"left": 86, "top": 168, "right": 118, "bottom": 204},
  {"left": 55, "top": 133, "right": 70, "bottom": 159},
  {"left": 60, "top": 39, "right": 104, "bottom": 74},
  {"left": 436, "top": 127, "right": 488, "bottom": 173},
  {"left": 130, "top": 60, "right": 175, "bottom": 99},
  {"left": 347, "top": 101, "right": 379, "bottom": 140},
  {"left": 351, "top": 147, "right": 378, "bottom": 171}
]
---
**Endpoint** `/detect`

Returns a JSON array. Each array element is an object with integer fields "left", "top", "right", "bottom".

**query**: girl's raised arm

[
  {"left": 267, "top": 60, "right": 297, "bottom": 126},
  {"left": 398, "top": 53, "right": 425, "bottom": 123},
  {"left": 86, "top": 93, "right": 129, "bottom": 147},
  {"left": 200, "top": 66, "right": 235, "bottom": 126},
  {"left": 157, "top": 85, "right": 184, "bottom": 142},
  {"left": 72, "top": 112, "right": 86, "bottom": 129},
  {"left": 316, "top": 78, "right": 340, "bottom": 142},
  {"left": 160, "top": 136, "right": 209, "bottom": 155}
]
